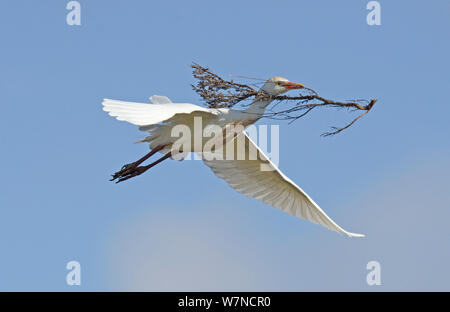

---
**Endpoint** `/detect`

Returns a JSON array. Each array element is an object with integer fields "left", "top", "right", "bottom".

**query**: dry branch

[
  {"left": 191, "top": 63, "right": 260, "bottom": 108},
  {"left": 191, "top": 63, "right": 376, "bottom": 136}
]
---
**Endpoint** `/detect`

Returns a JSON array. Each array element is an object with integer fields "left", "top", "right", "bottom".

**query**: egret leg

[
  {"left": 113, "top": 151, "right": 172, "bottom": 183},
  {"left": 110, "top": 145, "right": 166, "bottom": 182}
]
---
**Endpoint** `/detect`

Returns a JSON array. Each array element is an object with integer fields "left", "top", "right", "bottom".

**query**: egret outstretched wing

[
  {"left": 202, "top": 132, "right": 364, "bottom": 237},
  {"left": 102, "top": 97, "right": 210, "bottom": 127}
]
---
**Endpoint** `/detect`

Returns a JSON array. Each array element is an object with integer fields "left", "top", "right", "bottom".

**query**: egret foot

[
  {"left": 110, "top": 151, "right": 172, "bottom": 183},
  {"left": 109, "top": 145, "right": 169, "bottom": 183},
  {"left": 110, "top": 162, "right": 139, "bottom": 182},
  {"left": 113, "top": 165, "right": 150, "bottom": 183}
]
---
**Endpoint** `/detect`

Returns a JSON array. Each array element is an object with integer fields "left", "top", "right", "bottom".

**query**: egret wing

[
  {"left": 202, "top": 132, "right": 364, "bottom": 237},
  {"left": 102, "top": 98, "right": 210, "bottom": 127}
]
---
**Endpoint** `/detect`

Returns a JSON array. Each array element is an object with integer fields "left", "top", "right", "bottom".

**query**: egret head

[{"left": 261, "top": 76, "right": 305, "bottom": 96}]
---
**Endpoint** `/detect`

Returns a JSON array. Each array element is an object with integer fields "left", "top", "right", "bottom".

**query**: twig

[{"left": 191, "top": 63, "right": 376, "bottom": 136}]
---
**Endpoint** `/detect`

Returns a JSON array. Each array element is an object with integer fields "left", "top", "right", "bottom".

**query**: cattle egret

[{"left": 102, "top": 77, "right": 364, "bottom": 237}]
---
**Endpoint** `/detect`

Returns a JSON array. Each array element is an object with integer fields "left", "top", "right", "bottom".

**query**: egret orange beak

[{"left": 282, "top": 81, "right": 305, "bottom": 89}]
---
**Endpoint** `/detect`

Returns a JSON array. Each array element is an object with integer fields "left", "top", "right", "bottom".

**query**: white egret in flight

[{"left": 102, "top": 77, "right": 364, "bottom": 237}]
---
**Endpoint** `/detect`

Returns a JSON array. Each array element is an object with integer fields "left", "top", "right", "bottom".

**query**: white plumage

[
  {"left": 102, "top": 76, "right": 364, "bottom": 237},
  {"left": 203, "top": 132, "right": 364, "bottom": 237},
  {"left": 103, "top": 99, "right": 210, "bottom": 126}
]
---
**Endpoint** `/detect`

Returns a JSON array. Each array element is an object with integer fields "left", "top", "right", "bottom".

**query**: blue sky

[{"left": 0, "top": 0, "right": 449, "bottom": 291}]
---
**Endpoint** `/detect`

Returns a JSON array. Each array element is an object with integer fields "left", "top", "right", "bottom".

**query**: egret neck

[{"left": 242, "top": 94, "right": 274, "bottom": 122}]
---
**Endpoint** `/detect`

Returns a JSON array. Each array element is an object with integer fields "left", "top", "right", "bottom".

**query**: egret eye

[{"left": 275, "top": 81, "right": 280, "bottom": 86}]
